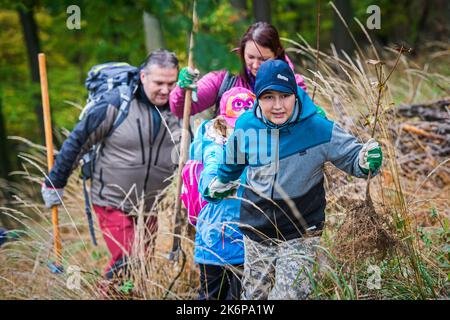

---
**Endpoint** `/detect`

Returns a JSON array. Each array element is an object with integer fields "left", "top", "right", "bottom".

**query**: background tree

[
  {"left": 0, "top": 89, "right": 10, "bottom": 180},
  {"left": 17, "top": 1, "right": 45, "bottom": 144},
  {"left": 331, "top": 0, "right": 354, "bottom": 55},
  {"left": 0, "top": 0, "right": 448, "bottom": 195},
  {"left": 253, "top": 0, "right": 271, "bottom": 22},
  {"left": 143, "top": 11, "right": 165, "bottom": 54}
]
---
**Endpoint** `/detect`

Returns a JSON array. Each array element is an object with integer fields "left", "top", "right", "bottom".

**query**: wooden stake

[
  {"left": 170, "top": 0, "right": 198, "bottom": 260},
  {"left": 38, "top": 53, "right": 62, "bottom": 267}
]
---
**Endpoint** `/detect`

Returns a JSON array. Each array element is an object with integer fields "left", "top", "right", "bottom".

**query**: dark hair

[
  {"left": 238, "top": 22, "right": 286, "bottom": 83},
  {"left": 141, "top": 48, "right": 179, "bottom": 72}
]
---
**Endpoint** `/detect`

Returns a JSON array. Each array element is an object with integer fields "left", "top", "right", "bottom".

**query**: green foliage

[
  {"left": 118, "top": 280, "right": 134, "bottom": 294},
  {"left": 0, "top": 1, "right": 448, "bottom": 299},
  {"left": 0, "top": 0, "right": 448, "bottom": 170},
  {"left": 273, "top": 0, "right": 334, "bottom": 46},
  {"left": 142, "top": 0, "right": 248, "bottom": 72},
  {"left": 0, "top": 0, "right": 251, "bottom": 143}
]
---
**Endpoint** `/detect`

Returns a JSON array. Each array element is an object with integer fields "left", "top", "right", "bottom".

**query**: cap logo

[{"left": 277, "top": 74, "right": 288, "bottom": 81}]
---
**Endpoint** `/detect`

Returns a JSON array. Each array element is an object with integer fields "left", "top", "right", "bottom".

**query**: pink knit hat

[{"left": 219, "top": 87, "right": 256, "bottom": 127}]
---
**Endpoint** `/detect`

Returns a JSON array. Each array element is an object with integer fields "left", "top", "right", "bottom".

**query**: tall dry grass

[
  {"left": 0, "top": 137, "right": 199, "bottom": 299},
  {"left": 0, "top": 35, "right": 448, "bottom": 299},
  {"left": 283, "top": 29, "right": 448, "bottom": 299}
]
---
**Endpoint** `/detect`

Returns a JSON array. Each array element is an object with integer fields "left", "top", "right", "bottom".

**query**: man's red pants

[{"left": 93, "top": 205, "right": 157, "bottom": 278}]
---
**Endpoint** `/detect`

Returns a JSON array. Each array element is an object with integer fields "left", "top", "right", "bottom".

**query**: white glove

[{"left": 41, "top": 183, "right": 64, "bottom": 208}]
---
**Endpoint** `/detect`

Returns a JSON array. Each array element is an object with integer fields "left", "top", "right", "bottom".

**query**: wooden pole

[
  {"left": 170, "top": 1, "right": 198, "bottom": 259},
  {"left": 38, "top": 53, "right": 62, "bottom": 267}
]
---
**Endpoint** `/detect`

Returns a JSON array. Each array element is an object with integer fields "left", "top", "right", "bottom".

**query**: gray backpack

[{"left": 81, "top": 62, "right": 139, "bottom": 131}]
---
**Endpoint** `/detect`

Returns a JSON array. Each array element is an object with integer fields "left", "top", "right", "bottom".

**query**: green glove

[
  {"left": 177, "top": 67, "right": 199, "bottom": 102},
  {"left": 358, "top": 138, "right": 383, "bottom": 175},
  {"left": 316, "top": 106, "right": 327, "bottom": 118},
  {"left": 205, "top": 177, "right": 240, "bottom": 200},
  {"left": 205, "top": 187, "right": 236, "bottom": 200}
]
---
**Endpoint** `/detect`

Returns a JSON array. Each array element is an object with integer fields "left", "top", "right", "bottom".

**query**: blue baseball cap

[{"left": 255, "top": 59, "right": 297, "bottom": 98}]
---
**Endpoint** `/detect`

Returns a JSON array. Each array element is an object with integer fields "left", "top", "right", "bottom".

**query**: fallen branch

[
  {"left": 396, "top": 97, "right": 450, "bottom": 121},
  {"left": 402, "top": 124, "right": 447, "bottom": 141}
]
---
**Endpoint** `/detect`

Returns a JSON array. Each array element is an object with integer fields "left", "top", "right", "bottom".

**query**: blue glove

[{"left": 41, "top": 183, "right": 64, "bottom": 208}]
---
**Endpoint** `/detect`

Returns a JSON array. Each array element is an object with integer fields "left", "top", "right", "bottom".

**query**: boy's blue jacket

[
  {"left": 217, "top": 86, "right": 373, "bottom": 242},
  {"left": 191, "top": 120, "right": 245, "bottom": 266}
]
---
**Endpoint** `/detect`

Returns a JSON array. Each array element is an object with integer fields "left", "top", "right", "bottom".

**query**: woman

[{"left": 169, "top": 22, "right": 307, "bottom": 118}]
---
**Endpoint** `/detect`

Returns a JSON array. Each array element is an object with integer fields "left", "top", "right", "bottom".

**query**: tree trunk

[
  {"left": 0, "top": 90, "right": 10, "bottom": 180},
  {"left": 0, "top": 88, "right": 14, "bottom": 229},
  {"left": 411, "top": 0, "right": 431, "bottom": 54},
  {"left": 231, "top": 0, "right": 247, "bottom": 11},
  {"left": 230, "top": 0, "right": 249, "bottom": 21},
  {"left": 252, "top": 0, "right": 271, "bottom": 23},
  {"left": 143, "top": 11, "right": 165, "bottom": 54},
  {"left": 433, "top": 0, "right": 449, "bottom": 42},
  {"left": 332, "top": 0, "right": 354, "bottom": 55},
  {"left": 18, "top": 4, "right": 45, "bottom": 144}
]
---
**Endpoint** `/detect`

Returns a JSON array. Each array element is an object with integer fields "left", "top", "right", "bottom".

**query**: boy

[{"left": 205, "top": 60, "right": 382, "bottom": 299}]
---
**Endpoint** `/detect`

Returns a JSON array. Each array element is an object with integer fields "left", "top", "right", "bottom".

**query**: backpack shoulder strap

[
  {"left": 105, "top": 82, "right": 139, "bottom": 137},
  {"left": 214, "top": 71, "right": 238, "bottom": 116}
]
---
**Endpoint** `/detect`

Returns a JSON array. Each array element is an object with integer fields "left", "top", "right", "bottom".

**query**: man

[
  {"left": 41, "top": 49, "right": 181, "bottom": 279},
  {"left": 205, "top": 60, "right": 383, "bottom": 299}
]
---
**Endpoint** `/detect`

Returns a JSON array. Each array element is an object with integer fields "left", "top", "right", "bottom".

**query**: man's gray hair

[{"left": 142, "top": 48, "right": 179, "bottom": 72}]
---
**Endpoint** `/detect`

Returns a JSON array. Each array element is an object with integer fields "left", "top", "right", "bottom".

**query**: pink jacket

[{"left": 169, "top": 58, "right": 307, "bottom": 118}]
